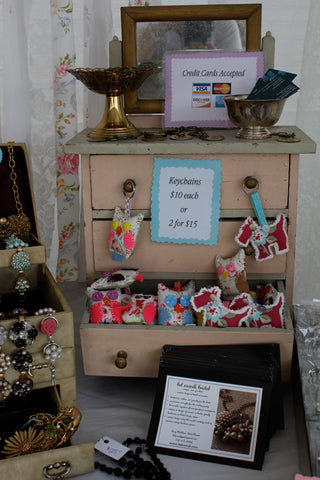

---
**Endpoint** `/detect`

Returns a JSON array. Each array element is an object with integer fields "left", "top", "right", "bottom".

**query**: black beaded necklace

[{"left": 95, "top": 437, "right": 171, "bottom": 480}]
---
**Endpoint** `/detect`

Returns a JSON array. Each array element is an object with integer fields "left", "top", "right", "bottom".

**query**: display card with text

[
  {"left": 151, "top": 157, "right": 221, "bottom": 245},
  {"left": 147, "top": 344, "right": 282, "bottom": 470},
  {"left": 154, "top": 375, "right": 262, "bottom": 464},
  {"left": 164, "top": 51, "right": 264, "bottom": 128}
]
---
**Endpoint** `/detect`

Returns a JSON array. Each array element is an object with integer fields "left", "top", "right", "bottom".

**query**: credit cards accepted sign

[{"left": 165, "top": 51, "right": 264, "bottom": 128}]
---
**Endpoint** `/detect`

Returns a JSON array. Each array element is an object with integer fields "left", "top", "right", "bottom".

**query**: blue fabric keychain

[{"left": 235, "top": 176, "right": 289, "bottom": 261}]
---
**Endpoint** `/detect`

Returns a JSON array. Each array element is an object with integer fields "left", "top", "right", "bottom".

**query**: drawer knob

[
  {"left": 115, "top": 350, "right": 127, "bottom": 369},
  {"left": 123, "top": 179, "right": 136, "bottom": 198},
  {"left": 43, "top": 461, "right": 71, "bottom": 479},
  {"left": 243, "top": 176, "right": 259, "bottom": 193}
]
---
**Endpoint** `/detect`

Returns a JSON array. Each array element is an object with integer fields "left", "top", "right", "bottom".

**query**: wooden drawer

[
  {"left": 0, "top": 442, "right": 94, "bottom": 480},
  {"left": 0, "top": 385, "right": 94, "bottom": 479},
  {"left": 92, "top": 219, "right": 287, "bottom": 275},
  {"left": 90, "top": 153, "right": 289, "bottom": 210},
  {"left": 0, "top": 264, "right": 76, "bottom": 405},
  {"left": 80, "top": 281, "right": 294, "bottom": 382},
  {"left": 0, "top": 234, "right": 46, "bottom": 268}
]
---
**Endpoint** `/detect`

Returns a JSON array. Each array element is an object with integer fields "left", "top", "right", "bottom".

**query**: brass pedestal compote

[{"left": 69, "top": 66, "right": 158, "bottom": 141}]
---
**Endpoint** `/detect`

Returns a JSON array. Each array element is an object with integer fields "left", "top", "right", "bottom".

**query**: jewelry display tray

[{"left": 0, "top": 143, "right": 94, "bottom": 479}]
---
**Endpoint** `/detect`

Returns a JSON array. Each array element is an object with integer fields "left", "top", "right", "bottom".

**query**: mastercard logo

[{"left": 213, "top": 83, "right": 231, "bottom": 94}]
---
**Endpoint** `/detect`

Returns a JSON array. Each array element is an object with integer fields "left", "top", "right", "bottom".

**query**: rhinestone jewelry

[
  {"left": 13, "top": 271, "right": 31, "bottom": 294},
  {"left": 12, "top": 373, "right": 33, "bottom": 397},
  {"left": 0, "top": 378, "right": 13, "bottom": 403},
  {"left": 0, "top": 325, "right": 8, "bottom": 346},
  {"left": 0, "top": 351, "right": 11, "bottom": 373},
  {"left": 8, "top": 307, "right": 29, "bottom": 318},
  {"left": 11, "top": 246, "right": 30, "bottom": 270},
  {"left": 9, "top": 319, "right": 38, "bottom": 348},
  {"left": 0, "top": 326, "right": 12, "bottom": 404},
  {"left": 6, "top": 235, "right": 29, "bottom": 249},
  {"left": 12, "top": 349, "right": 33, "bottom": 372}
]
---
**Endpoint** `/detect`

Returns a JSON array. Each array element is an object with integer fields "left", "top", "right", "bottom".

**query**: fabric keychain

[
  {"left": 235, "top": 176, "right": 289, "bottom": 261},
  {"left": 108, "top": 179, "right": 144, "bottom": 263}
]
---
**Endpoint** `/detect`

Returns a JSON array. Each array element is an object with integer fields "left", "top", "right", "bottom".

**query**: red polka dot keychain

[
  {"left": 108, "top": 179, "right": 144, "bottom": 263},
  {"left": 235, "top": 176, "right": 289, "bottom": 261}
]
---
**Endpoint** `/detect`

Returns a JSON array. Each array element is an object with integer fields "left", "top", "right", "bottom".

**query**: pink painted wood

[
  {"left": 92, "top": 220, "right": 286, "bottom": 274},
  {"left": 90, "top": 153, "right": 289, "bottom": 210}
]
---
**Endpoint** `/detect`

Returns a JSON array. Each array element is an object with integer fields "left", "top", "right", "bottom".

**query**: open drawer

[
  {"left": 80, "top": 280, "right": 294, "bottom": 382},
  {"left": 0, "top": 263, "right": 76, "bottom": 405}
]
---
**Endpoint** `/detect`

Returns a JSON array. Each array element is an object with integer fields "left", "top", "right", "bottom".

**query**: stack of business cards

[
  {"left": 247, "top": 68, "right": 299, "bottom": 100},
  {"left": 147, "top": 344, "right": 283, "bottom": 470}
]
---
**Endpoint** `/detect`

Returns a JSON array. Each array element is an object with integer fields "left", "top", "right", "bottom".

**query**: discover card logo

[{"left": 192, "top": 83, "right": 231, "bottom": 109}]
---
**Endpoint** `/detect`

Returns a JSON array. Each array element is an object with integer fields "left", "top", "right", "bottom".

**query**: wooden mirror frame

[{"left": 121, "top": 4, "right": 262, "bottom": 114}]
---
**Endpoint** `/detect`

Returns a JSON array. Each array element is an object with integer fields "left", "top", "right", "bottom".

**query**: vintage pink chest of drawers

[{"left": 64, "top": 125, "right": 316, "bottom": 382}]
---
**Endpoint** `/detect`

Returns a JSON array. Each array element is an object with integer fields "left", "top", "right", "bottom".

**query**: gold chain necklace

[{"left": 7, "top": 141, "right": 31, "bottom": 241}]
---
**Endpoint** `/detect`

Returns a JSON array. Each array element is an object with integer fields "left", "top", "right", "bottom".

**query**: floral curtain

[
  {"left": 0, "top": 0, "right": 114, "bottom": 281},
  {"left": 51, "top": 1, "right": 81, "bottom": 282}
]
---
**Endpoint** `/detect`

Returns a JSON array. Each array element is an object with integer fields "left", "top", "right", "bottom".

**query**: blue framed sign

[{"left": 151, "top": 157, "right": 221, "bottom": 245}]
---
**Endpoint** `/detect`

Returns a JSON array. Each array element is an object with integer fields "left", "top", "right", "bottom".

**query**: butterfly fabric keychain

[
  {"left": 108, "top": 179, "right": 144, "bottom": 263},
  {"left": 235, "top": 176, "right": 289, "bottom": 261}
]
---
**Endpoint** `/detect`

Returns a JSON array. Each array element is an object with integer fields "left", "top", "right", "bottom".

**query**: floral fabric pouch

[
  {"left": 157, "top": 281, "right": 196, "bottom": 326},
  {"left": 122, "top": 294, "right": 157, "bottom": 324}
]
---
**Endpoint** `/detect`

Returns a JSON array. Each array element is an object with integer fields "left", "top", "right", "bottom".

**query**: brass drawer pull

[
  {"left": 43, "top": 461, "right": 71, "bottom": 479},
  {"left": 243, "top": 176, "right": 259, "bottom": 193},
  {"left": 123, "top": 179, "right": 136, "bottom": 198},
  {"left": 115, "top": 350, "right": 127, "bottom": 369}
]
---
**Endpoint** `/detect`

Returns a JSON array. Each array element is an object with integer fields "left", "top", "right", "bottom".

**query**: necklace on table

[{"left": 95, "top": 437, "right": 171, "bottom": 480}]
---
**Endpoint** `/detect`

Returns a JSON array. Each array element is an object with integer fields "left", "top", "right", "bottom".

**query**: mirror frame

[{"left": 121, "top": 4, "right": 262, "bottom": 114}]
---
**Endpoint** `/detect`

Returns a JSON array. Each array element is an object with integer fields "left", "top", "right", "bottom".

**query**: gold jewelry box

[{"left": 0, "top": 143, "right": 94, "bottom": 479}]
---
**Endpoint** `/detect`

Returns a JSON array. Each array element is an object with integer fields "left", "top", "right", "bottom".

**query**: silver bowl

[{"left": 223, "top": 94, "right": 286, "bottom": 139}]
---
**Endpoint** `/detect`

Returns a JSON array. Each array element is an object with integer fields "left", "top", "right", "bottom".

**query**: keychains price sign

[{"left": 151, "top": 157, "right": 221, "bottom": 245}]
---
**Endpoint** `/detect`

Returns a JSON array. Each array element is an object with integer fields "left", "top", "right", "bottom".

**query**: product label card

[
  {"left": 95, "top": 436, "right": 129, "bottom": 460},
  {"left": 155, "top": 375, "right": 262, "bottom": 463},
  {"left": 151, "top": 157, "right": 221, "bottom": 245}
]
